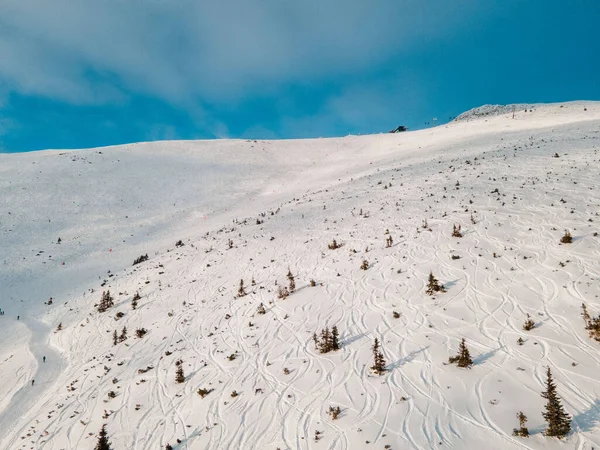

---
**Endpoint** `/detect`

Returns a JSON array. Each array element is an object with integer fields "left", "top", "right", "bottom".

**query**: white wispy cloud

[{"left": 0, "top": 0, "right": 480, "bottom": 106}]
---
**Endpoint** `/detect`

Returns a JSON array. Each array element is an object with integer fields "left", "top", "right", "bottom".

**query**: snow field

[{"left": 1, "top": 101, "right": 599, "bottom": 449}]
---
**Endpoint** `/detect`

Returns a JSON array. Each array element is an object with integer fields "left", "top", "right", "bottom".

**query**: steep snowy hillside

[{"left": 1, "top": 102, "right": 600, "bottom": 450}]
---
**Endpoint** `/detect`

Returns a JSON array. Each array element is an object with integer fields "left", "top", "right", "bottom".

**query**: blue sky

[{"left": 0, "top": 0, "right": 598, "bottom": 152}]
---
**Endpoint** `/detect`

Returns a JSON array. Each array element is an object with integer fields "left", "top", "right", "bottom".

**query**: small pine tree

[
  {"left": 371, "top": 338, "right": 386, "bottom": 375},
  {"left": 448, "top": 338, "right": 473, "bottom": 368},
  {"left": 238, "top": 279, "right": 246, "bottom": 297},
  {"left": 425, "top": 271, "right": 446, "bottom": 295},
  {"left": 197, "top": 387, "right": 213, "bottom": 398},
  {"left": 560, "top": 230, "right": 573, "bottom": 244},
  {"left": 56, "top": 322, "right": 63, "bottom": 332},
  {"left": 132, "top": 292, "right": 141, "bottom": 309},
  {"left": 512, "top": 411, "right": 530, "bottom": 437},
  {"left": 523, "top": 314, "right": 535, "bottom": 331},
  {"left": 331, "top": 326, "right": 340, "bottom": 351},
  {"left": 587, "top": 316, "right": 600, "bottom": 342},
  {"left": 95, "top": 424, "right": 112, "bottom": 450},
  {"left": 360, "top": 259, "right": 369, "bottom": 270},
  {"left": 328, "top": 239, "right": 342, "bottom": 250},
  {"left": 112, "top": 330, "right": 118, "bottom": 346},
  {"left": 287, "top": 269, "right": 296, "bottom": 293},
  {"left": 452, "top": 224, "right": 463, "bottom": 238},
  {"left": 385, "top": 235, "right": 393, "bottom": 248},
  {"left": 328, "top": 405, "right": 341, "bottom": 420},
  {"left": 104, "top": 290, "right": 114, "bottom": 310},
  {"left": 541, "top": 367, "right": 571, "bottom": 438},
  {"left": 175, "top": 360, "right": 185, "bottom": 383},
  {"left": 320, "top": 327, "right": 331, "bottom": 353},
  {"left": 257, "top": 303, "right": 266, "bottom": 315},
  {"left": 119, "top": 327, "right": 127, "bottom": 342},
  {"left": 582, "top": 303, "right": 590, "bottom": 327},
  {"left": 135, "top": 328, "right": 147, "bottom": 338},
  {"left": 581, "top": 303, "right": 600, "bottom": 341}
]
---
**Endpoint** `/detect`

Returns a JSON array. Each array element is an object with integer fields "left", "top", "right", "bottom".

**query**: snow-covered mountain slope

[
  {"left": 1, "top": 101, "right": 600, "bottom": 449},
  {"left": 453, "top": 101, "right": 593, "bottom": 122}
]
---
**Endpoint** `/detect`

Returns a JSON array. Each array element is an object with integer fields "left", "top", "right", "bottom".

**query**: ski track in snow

[{"left": 1, "top": 102, "right": 600, "bottom": 449}]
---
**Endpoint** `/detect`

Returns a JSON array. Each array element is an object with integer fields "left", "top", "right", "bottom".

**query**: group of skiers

[{"left": 31, "top": 357, "right": 47, "bottom": 386}]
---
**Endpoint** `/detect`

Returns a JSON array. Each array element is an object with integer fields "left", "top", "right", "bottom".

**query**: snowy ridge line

[{"left": 453, "top": 100, "right": 594, "bottom": 123}]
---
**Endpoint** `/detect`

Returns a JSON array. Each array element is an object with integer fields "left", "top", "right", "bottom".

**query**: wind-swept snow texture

[{"left": 1, "top": 101, "right": 600, "bottom": 449}]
